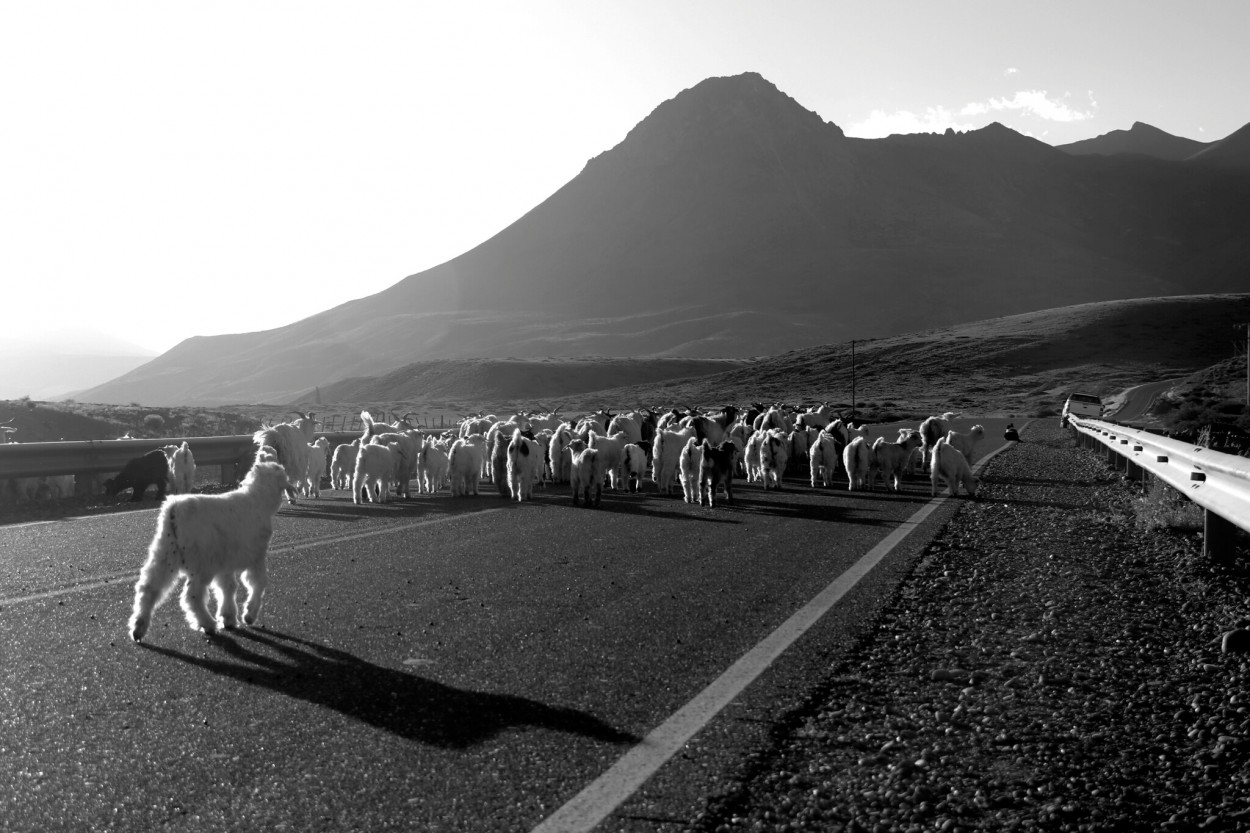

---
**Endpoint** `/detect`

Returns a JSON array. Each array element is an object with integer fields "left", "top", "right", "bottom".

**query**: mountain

[
  {"left": 1057, "top": 121, "right": 1212, "bottom": 160},
  {"left": 0, "top": 331, "right": 157, "bottom": 400},
  {"left": 1186, "top": 121, "right": 1250, "bottom": 169},
  {"left": 78, "top": 72, "right": 1250, "bottom": 406}
]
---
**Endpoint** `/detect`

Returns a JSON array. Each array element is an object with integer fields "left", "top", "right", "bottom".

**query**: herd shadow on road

[{"left": 140, "top": 626, "right": 640, "bottom": 751}]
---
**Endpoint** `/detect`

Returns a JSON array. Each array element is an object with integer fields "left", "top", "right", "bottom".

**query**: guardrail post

[{"left": 1205, "top": 510, "right": 1238, "bottom": 563}]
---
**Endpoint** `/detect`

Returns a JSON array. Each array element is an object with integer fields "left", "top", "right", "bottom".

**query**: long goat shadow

[{"left": 140, "top": 627, "right": 639, "bottom": 750}]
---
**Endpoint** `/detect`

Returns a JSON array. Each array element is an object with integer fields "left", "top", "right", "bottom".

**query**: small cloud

[
  {"left": 961, "top": 89, "right": 1094, "bottom": 123},
  {"left": 845, "top": 105, "right": 977, "bottom": 138},
  {"left": 1004, "top": 67, "right": 1019, "bottom": 76}
]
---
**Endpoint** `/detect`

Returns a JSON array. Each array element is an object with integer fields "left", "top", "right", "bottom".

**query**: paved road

[
  {"left": 1103, "top": 378, "right": 1181, "bottom": 424},
  {"left": 0, "top": 418, "right": 1010, "bottom": 832}
]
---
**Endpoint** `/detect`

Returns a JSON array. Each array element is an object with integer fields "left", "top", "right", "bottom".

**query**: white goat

[
  {"left": 506, "top": 429, "right": 544, "bottom": 502},
  {"left": 871, "top": 430, "right": 923, "bottom": 492},
  {"left": 361, "top": 411, "right": 422, "bottom": 499},
  {"left": 726, "top": 419, "right": 752, "bottom": 476},
  {"left": 548, "top": 423, "right": 574, "bottom": 485},
  {"left": 532, "top": 428, "right": 554, "bottom": 485},
  {"left": 589, "top": 430, "right": 629, "bottom": 491},
  {"left": 352, "top": 442, "right": 398, "bottom": 504},
  {"left": 931, "top": 437, "right": 979, "bottom": 497},
  {"left": 459, "top": 413, "right": 495, "bottom": 439},
  {"left": 128, "top": 460, "right": 288, "bottom": 641},
  {"left": 842, "top": 435, "right": 875, "bottom": 491},
  {"left": 302, "top": 436, "right": 330, "bottom": 498},
  {"left": 448, "top": 436, "right": 484, "bottom": 497},
  {"left": 420, "top": 441, "right": 450, "bottom": 493},
  {"left": 744, "top": 430, "right": 766, "bottom": 484},
  {"left": 808, "top": 431, "right": 843, "bottom": 488},
  {"left": 678, "top": 436, "right": 705, "bottom": 504},
  {"left": 569, "top": 441, "right": 604, "bottom": 507},
  {"left": 945, "top": 425, "right": 986, "bottom": 465},
  {"left": 759, "top": 429, "right": 789, "bottom": 490},
  {"left": 606, "top": 412, "right": 643, "bottom": 446},
  {"left": 795, "top": 404, "right": 836, "bottom": 430},
  {"left": 753, "top": 406, "right": 791, "bottom": 434},
  {"left": 252, "top": 411, "right": 318, "bottom": 503},
  {"left": 329, "top": 440, "right": 360, "bottom": 490},
  {"left": 651, "top": 425, "right": 696, "bottom": 495},
  {"left": 622, "top": 442, "right": 649, "bottom": 493},
  {"left": 163, "top": 441, "right": 197, "bottom": 495}
]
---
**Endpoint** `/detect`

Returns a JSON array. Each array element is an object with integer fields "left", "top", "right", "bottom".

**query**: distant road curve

[{"left": 1103, "top": 378, "right": 1182, "bottom": 424}]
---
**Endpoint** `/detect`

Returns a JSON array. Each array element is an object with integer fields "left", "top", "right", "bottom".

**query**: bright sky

[{"left": 3, "top": 1, "right": 1247, "bottom": 356}]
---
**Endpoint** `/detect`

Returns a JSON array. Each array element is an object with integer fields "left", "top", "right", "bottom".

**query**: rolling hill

[{"left": 78, "top": 73, "right": 1250, "bottom": 406}]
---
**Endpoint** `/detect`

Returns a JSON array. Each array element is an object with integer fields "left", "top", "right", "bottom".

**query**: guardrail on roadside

[
  {"left": 1068, "top": 417, "right": 1249, "bottom": 560},
  {"left": 0, "top": 429, "right": 444, "bottom": 498}
]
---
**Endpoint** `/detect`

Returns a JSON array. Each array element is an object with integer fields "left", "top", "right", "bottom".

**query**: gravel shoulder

[{"left": 690, "top": 421, "right": 1250, "bottom": 833}]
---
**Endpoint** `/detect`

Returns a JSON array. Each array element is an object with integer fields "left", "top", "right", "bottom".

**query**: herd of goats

[
  {"left": 1, "top": 404, "right": 989, "bottom": 511},
  {"left": 253, "top": 404, "right": 981, "bottom": 509}
]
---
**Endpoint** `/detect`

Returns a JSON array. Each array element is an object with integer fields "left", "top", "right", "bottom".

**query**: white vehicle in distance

[{"left": 1061, "top": 392, "right": 1104, "bottom": 426}]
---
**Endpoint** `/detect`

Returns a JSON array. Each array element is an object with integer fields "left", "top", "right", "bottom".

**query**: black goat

[{"left": 104, "top": 449, "right": 169, "bottom": 502}]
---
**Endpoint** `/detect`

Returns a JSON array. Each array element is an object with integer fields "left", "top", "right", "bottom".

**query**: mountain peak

[
  {"left": 1058, "top": 122, "right": 1211, "bottom": 161},
  {"left": 611, "top": 71, "right": 845, "bottom": 161}
]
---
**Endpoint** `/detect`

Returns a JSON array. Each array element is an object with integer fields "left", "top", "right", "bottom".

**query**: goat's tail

[
  {"left": 359, "top": 411, "right": 376, "bottom": 443},
  {"left": 128, "top": 505, "right": 185, "bottom": 642}
]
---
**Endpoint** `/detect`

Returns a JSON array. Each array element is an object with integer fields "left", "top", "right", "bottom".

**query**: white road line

[
  {"left": 0, "top": 508, "right": 506, "bottom": 608},
  {"left": 531, "top": 439, "right": 1016, "bottom": 833}
]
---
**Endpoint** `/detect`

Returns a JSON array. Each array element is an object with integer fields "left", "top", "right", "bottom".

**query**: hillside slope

[
  {"left": 573, "top": 294, "right": 1250, "bottom": 417},
  {"left": 303, "top": 357, "right": 750, "bottom": 405}
]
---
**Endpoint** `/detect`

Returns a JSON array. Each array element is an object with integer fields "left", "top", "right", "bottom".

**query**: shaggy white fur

[
  {"left": 163, "top": 441, "right": 196, "bottom": 495},
  {"left": 842, "top": 435, "right": 875, "bottom": 492},
  {"left": 128, "top": 460, "right": 288, "bottom": 642},
  {"left": 679, "top": 436, "right": 704, "bottom": 504},
  {"left": 506, "top": 429, "right": 543, "bottom": 501},
  {"left": 930, "top": 437, "right": 980, "bottom": 498}
]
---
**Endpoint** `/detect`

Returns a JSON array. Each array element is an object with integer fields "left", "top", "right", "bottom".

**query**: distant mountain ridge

[
  {"left": 79, "top": 72, "right": 1250, "bottom": 405},
  {"left": 0, "top": 331, "right": 157, "bottom": 400},
  {"left": 1057, "top": 121, "right": 1212, "bottom": 160}
]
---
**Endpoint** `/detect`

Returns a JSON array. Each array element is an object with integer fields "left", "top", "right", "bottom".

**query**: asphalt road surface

[{"left": 0, "top": 418, "right": 1012, "bottom": 832}]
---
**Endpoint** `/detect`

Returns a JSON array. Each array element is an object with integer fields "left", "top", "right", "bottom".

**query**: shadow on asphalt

[
  {"left": 589, "top": 494, "right": 743, "bottom": 523},
  {"left": 140, "top": 627, "right": 640, "bottom": 750},
  {"left": 277, "top": 496, "right": 516, "bottom": 521},
  {"left": 724, "top": 496, "right": 896, "bottom": 524}
]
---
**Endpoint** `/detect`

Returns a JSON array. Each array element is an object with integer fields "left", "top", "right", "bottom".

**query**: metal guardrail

[
  {"left": 0, "top": 429, "right": 445, "bottom": 496},
  {"left": 1069, "top": 416, "right": 1249, "bottom": 559}
]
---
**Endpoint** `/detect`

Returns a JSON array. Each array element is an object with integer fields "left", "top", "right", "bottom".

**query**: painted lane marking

[
  {"left": 531, "top": 440, "right": 1015, "bottom": 833},
  {"left": 0, "top": 508, "right": 506, "bottom": 608}
]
